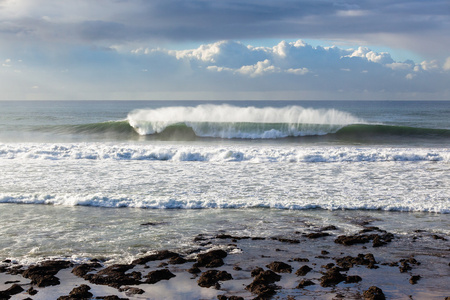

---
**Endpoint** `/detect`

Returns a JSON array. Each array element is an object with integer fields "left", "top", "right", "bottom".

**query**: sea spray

[{"left": 127, "top": 105, "right": 363, "bottom": 138}]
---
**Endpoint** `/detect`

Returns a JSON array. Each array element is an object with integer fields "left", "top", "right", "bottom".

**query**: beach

[{"left": 0, "top": 208, "right": 449, "bottom": 299}]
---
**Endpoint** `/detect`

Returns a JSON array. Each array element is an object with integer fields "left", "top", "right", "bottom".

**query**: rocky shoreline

[{"left": 1, "top": 220, "right": 449, "bottom": 300}]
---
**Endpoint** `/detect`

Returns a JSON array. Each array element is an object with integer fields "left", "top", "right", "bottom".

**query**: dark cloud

[{"left": 0, "top": 0, "right": 448, "bottom": 58}]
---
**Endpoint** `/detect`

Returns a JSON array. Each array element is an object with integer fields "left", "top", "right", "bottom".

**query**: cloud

[
  {"left": 0, "top": 0, "right": 448, "bottom": 59},
  {"left": 3, "top": 39, "right": 448, "bottom": 100}
]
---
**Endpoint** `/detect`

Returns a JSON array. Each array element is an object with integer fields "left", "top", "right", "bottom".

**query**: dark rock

[
  {"left": 216, "top": 234, "right": 234, "bottom": 239},
  {"left": 119, "top": 286, "right": 145, "bottom": 296},
  {"left": 195, "top": 249, "right": 227, "bottom": 268},
  {"left": 197, "top": 270, "right": 232, "bottom": 288},
  {"left": 132, "top": 250, "right": 181, "bottom": 265},
  {"left": 145, "top": 269, "right": 176, "bottom": 284},
  {"left": 0, "top": 284, "right": 24, "bottom": 298},
  {"left": 306, "top": 232, "right": 330, "bottom": 239},
  {"left": 322, "top": 263, "right": 335, "bottom": 269},
  {"left": 246, "top": 270, "right": 281, "bottom": 298},
  {"left": 188, "top": 266, "right": 201, "bottom": 274},
  {"left": 266, "top": 261, "right": 292, "bottom": 273},
  {"left": 295, "top": 265, "right": 312, "bottom": 276},
  {"left": 336, "top": 253, "right": 378, "bottom": 269},
  {"left": 85, "top": 264, "right": 141, "bottom": 288},
  {"left": 27, "top": 287, "right": 38, "bottom": 295},
  {"left": 345, "top": 275, "right": 362, "bottom": 283},
  {"left": 297, "top": 279, "right": 315, "bottom": 288},
  {"left": 321, "top": 250, "right": 330, "bottom": 255},
  {"left": 251, "top": 267, "right": 264, "bottom": 277},
  {"left": 363, "top": 286, "right": 385, "bottom": 300},
  {"left": 320, "top": 225, "right": 338, "bottom": 231},
  {"left": 94, "top": 296, "right": 129, "bottom": 300},
  {"left": 217, "top": 296, "right": 244, "bottom": 300},
  {"left": 233, "top": 266, "right": 242, "bottom": 271},
  {"left": 168, "top": 256, "right": 187, "bottom": 265},
  {"left": 22, "top": 260, "right": 71, "bottom": 287},
  {"left": 335, "top": 234, "right": 371, "bottom": 246},
  {"left": 409, "top": 275, "right": 421, "bottom": 284},
  {"left": 251, "top": 237, "right": 266, "bottom": 240},
  {"left": 272, "top": 237, "right": 300, "bottom": 244},
  {"left": 320, "top": 267, "right": 346, "bottom": 287},
  {"left": 293, "top": 258, "right": 309, "bottom": 262},
  {"left": 432, "top": 234, "right": 447, "bottom": 240},
  {"left": 72, "top": 262, "right": 102, "bottom": 278},
  {"left": 4, "top": 280, "right": 20, "bottom": 284},
  {"left": 70, "top": 284, "right": 93, "bottom": 298},
  {"left": 6, "top": 265, "right": 23, "bottom": 275}
]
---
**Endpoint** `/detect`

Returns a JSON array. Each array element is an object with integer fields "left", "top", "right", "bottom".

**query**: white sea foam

[
  {"left": 0, "top": 143, "right": 448, "bottom": 213},
  {"left": 0, "top": 143, "right": 448, "bottom": 162}
]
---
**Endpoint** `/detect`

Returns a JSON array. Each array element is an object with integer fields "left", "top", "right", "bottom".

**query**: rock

[
  {"left": 272, "top": 237, "right": 300, "bottom": 244},
  {"left": 119, "top": 286, "right": 145, "bottom": 296},
  {"left": 345, "top": 275, "right": 362, "bottom": 283},
  {"left": 335, "top": 233, "right": 393, "bottom": 247},
  {"left": 0, "top": 284, "right": 24, "bottom": 298},
  {"left": 306, "top": 232, "right": 330, "bottom": 239},
  {"left": 293, "top": 258, "right": 309, "bottom": 262},
  {"left": 132, "top": 250, "right": 181, "bottom": 265},
  {"left": 6, "top": 265, "right": 23, "bottom": 275},
  {"left": 335, "top": 234, "right": 371, "bottom": 246},
  {"left": 320, "top": 267, "right": 346, "bottom": 287},
  {"left": 246, "top": 270, "right": 281, "bottom": 298},
  {"left": 297, "top": 279, "right": 315, "bottom": 288},
  {"left": 197, "top": 270, "right": 232, "bottom": 288},
  {"left": 266, "top": 261, "right": 292, "bottom": 273},
  {"left": 188, "top": 266, "right": 202, "bottom": 274},
  {"left": 409, "top": 275, "right": 421, "bottom": 284},
  {"left": 145, "top": 269, "right": 176, "bottom": 284},
  {"left": 335, "top": 253, "right": 378, "bottom": 269},
  {"left": 431, "top": 234, "right": 447, "bottom": 240},
  {"left": 22, "top": 260, "right": 71, "bottom": 287},
  {"left": 72, "top": 262, "right": 102, "bottom": 278},
  {"left": 27, "top": 287, "right": 38, "bottom": 295},
  {"left": 57, "top": 284, "right": 93, "bottom": 300},
  {"left": 295, "top": 265, "right": 312, "bottom": 276},
  {"left": 195, "top": 249, "right": 227, "bottom": 268},
  {"left": 85, "top": 264, "right": 141, "bottom": 288},
  {"left": 217, "top": 295, "right": 244, "bottom": 300},
  {"left": 363, "top": 286, "right": 385, "bottom": 300},
  {"left": 251, "top": 267, "right": 264, "bottom": 277},
  {"left": 168, "top": 256, "right": 187, "bottom": 265},
  {"left": 94, "top": 296, "right": 129, "bottom": 300},
  {"left": 320, "top": 225, "right": 338, "bottom": 231}
]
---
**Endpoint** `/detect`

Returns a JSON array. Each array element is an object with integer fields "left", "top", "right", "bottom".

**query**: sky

[{"left": 0, "top": 0, "right": 449, "bottom": 101}]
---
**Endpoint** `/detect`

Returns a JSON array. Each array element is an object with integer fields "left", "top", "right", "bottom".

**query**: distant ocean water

[{"left": 0, "top": 100, "right": 449, "bottom": 264}]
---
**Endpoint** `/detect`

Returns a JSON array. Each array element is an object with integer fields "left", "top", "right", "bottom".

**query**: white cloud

[
  {"left": 443, "top": 57, "right": 450, "bottom": 71},
  {"left": 237, "top": 59, "right": 279, "bottom": 77},
  {"left": 286, "top": 68, "right": 309, "bottom": 75},
  {"left": 346, "top": 47, "right": 393, "bottom": 64},
  {"left": 420, "top": 60, "right": 440, "bottom": 71},
  {"left": 386, "top": 62, "right": 413, "bottom": 70}
]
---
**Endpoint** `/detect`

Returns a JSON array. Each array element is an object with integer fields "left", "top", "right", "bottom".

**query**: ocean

[{"left": 0, "top": 100, "right": 449, "bottom": 266}]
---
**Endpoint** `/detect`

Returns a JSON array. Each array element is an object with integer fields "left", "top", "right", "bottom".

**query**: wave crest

[{"left": 127, "top": 104, "right": 362, "bottom": 138}]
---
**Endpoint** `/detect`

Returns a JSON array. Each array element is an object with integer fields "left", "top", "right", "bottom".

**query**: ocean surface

[{"left": 0, "top": 100, "right": 449, "bottom": 265}]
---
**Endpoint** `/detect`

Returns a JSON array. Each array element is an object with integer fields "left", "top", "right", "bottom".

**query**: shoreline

[{"left": 1, "top": 217, "right": 449, "bottom": 300}]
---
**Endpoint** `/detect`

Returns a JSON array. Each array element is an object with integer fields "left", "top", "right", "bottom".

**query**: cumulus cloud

[
  {"left": 443, "top": 57, "right": 450, "bottom": 71},
  {"left": 1, "top": 37, "right": 449, "bottom": 100}
]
